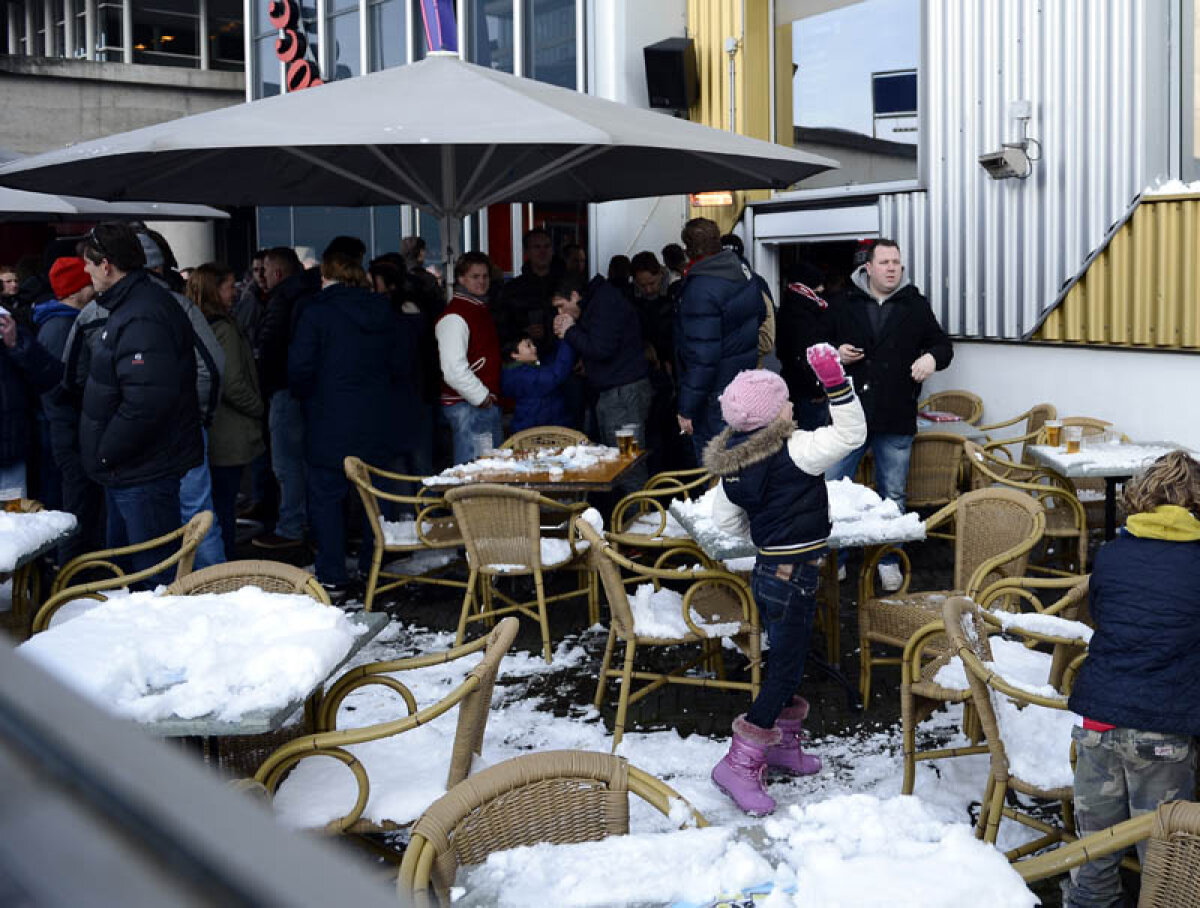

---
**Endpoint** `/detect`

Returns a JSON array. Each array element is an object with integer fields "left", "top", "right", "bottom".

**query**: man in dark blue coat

[
  {"left": 288, "top": 249, "right": 415, "bottom": 601},
  {"left": 77, "top": 223, "right": 203, "bottom": 584},
  {"left": 0, "top": 305, "right": 62, "bottom": 497},
  {"left": 674, "top": 217, "right": 766, "bottom": 460}
]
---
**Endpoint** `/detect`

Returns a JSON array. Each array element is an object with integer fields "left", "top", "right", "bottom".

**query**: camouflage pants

[{"left": 1065, "top": 725, "right": 1197, "bottom": 907}]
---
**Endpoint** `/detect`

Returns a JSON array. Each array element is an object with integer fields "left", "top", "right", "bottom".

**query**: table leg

[
  {"left": 1104, "top": 477, "right": 1120, "bottom": 540},
  {"left": 809, "top": 548, "right": 863, "bottom": 712}
]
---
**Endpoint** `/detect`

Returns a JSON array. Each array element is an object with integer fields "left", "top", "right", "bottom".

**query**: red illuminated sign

[{"left": 268, "top": 0, "right": 323, "bottom": 90}]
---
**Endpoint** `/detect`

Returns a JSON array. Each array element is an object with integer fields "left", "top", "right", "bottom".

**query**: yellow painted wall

[
  {"left": 1035, "top": 195, "right": 1200, "bottom": 350},
  {"left": 685, "top": 0, "right": 773, "bottom": 233}
]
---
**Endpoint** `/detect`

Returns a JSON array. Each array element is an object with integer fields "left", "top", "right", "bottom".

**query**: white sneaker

[
  {"left": 837, "top": 564, "right": 847, "bottom": 582},
  {"left": 878, "top": 562, "right": 903, "bottom": 592}
]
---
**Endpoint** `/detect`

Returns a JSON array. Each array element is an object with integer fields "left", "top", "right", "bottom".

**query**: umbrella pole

[{"left": 440, "top": 146, "right": 460, "bottom": 301}]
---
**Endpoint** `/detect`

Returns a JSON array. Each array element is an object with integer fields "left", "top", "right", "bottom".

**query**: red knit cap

[
  {"left": 49, "top": 257, "right": 91, "bottom": 300},
  {"left": 719, "top": 369, "right": 791, "bottom": 431}
]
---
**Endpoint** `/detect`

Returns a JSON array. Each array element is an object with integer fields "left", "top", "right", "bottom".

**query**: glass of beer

[
  {"left": 0, "top": 488, "right": 21, "bottom": 512},
  {"left": 616, "top": 426, "right": 636, "bottom": 456},
  {"left": 1044, "top": 419, "right": 1062, "bottom": 447},
  {"left": 1064, "top": 425, "right": 1083, "bottom": 454}
]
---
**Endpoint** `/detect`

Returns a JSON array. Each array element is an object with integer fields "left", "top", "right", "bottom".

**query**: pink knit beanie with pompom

[{"left": 718, "top": 370, "right": 791, "bottom": 432}]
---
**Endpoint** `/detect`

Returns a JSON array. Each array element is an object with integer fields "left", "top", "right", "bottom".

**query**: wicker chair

[
  {"left": 607, "top": 469, "right": 715, "bottom": 561},
  {"left": 31, "top": 511, "right": 213, "bottom": 634},
  {"left": 964, "top": 440, "right": 1089, "bottom": 575},
  {"left": 899, "top": 573, "right": 1090, "bottom": 794},
  {"left": 980, "top": 403, "right": 1057, "bottom": 463},
  {"left": 166, "top": 560, "right": 331, "bottom": 603},
  {"left": 398, "top": 749, "right": 708, "bottom": 908},
  {"left": 905, "top": 432, "right": 966, "bottom": 532},
  {"left": 344, "top": 456, "right": 465, "bottom": 611},
  {"left": 252, "top": 617, "right": 518, "bottom": 840},
  {"left": 500, "top": 426, "right": 589, "bottom": 452},
  {"left": 577, "top": 517, "right": 760, "bottom": 749},
  {"left": 1017, "top": 799, "right": 1200, "bottom": 907},
  {"left": 0, "top": 498, "right": 45, "bottom": 637},
  {"left": 857, "top": 488, "right": 1044, "bottom": 703},
  {"left": 942, "top": 595, "right": 1078, "bottom": 858},
  {"left": 444, "top": 484, "right": 594, "bottom": 663},
  {"left": 920, "top": 390, "right": 984, "bottom": 424}
]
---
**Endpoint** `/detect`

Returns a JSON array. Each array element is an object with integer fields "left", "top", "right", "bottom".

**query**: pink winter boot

[
  {"left": 766, "top": 696, "right": 822, "bottom": 776},
  {"left": 711, "top": 715, "right": 781, "bottom": 816}
]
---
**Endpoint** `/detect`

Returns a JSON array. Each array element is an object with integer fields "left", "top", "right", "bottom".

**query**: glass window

[
  {"left": 524, "top": 0, "right": 575, "bottom": 88},
  {"left": 329, "top": 9, "right": 361, "bottom": 79},
  {"left": 209, "top": 0, "right": 245, "bottom": 70},
  {"left": 369, "top": 0, "right": 406, "bottom": 70},
  {"left": 133, "top": 0, "right": 201, "bottom": 68},
  {"left": 372, "top": 206, "right": 402, "bottom": 254},
  {"left": 255, "top": 36, "right": 282, "bottom": 98},
  {"left": 97, "top": 2, "right": 123, "bottom": 59},
  {"left": 292, "top": 207, "right": 373, "bottom": 264},
  {"left": 776, "top": 0, "right": 919, "bottom": 190},
  {"left": 300, "top": 1, "right": 319, "bottom": 64},
  {"left": 257, "top": 207, "right": 293, "bottom": 249},
  {"left": 466, "top": 0, "right": 513, "bottom": 73}
]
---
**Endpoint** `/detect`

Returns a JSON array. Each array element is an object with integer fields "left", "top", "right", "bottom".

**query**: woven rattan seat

[
  {"left": 1017, "top": 799, "right": 1200, "bottom": 903},
  {"left": 397, "top": 749, "right": 707, "bottom": 907},
  {"left": 857, "top": 488, "right": 1045, "bottom": 702},
  {"left": 906, "top": 433, "right": 966, "bottom": 518},
  {"left": 31, "top": 511, "right": 213, "bottom": 634},
  {"left": 965, "top": 440, "right": 1089, "bottom": 574},
  {"left": 344, "top": 456, "right": 465, "bottom": 611},
  {"left": 577, "top": 517, "right": 760, "bottom": 749},
  {"left": 166, "top": 559, "right": 331, "bottom": 602},
  {"left": 980, "top": 403, "right": 1057, "bottom": 463},
  {"left": 942, "top": 596, "right": 1078, "bottom": 859},
  {"left": 920, "top": 389, "right": 985, "bottom": 424},
  {"left": 445, "top": 484, "right": 594, "bottom": 663},
  {"left": 500, "top": 426, "right": 589, "bottom": 452},
  {"left": 250, "top": 617, "right": 518, "bottom": 840}
]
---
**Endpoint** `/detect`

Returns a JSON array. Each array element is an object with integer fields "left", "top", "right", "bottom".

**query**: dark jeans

[
  {"left": 210, "top": 464, "right": 244, "bottom": 561},
  {"left": 308, "top": 463, "right": 372, "bottom": 586},
  {"left": 745, "top": 555, "right": 824, "bottom": 730},
  {"left": 104, "top": 477, "right": 183, "bottom": 588}
]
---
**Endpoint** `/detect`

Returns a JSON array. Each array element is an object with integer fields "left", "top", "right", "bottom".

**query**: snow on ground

[
  {"left": 0, "top": 509, "right": 77, "bottom": 571},
  {"left": 18, "top": 588, "right": 365, "bottom": 722},
  {"left": 263, "top": 619, "right": 1049, "bottom": 905}
]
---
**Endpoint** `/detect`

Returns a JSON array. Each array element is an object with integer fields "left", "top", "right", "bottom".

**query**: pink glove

[{"left": 806, "top": 342, "right": 847, "bottom": 389}]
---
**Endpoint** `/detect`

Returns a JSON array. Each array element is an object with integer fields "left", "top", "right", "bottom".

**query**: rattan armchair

[
  {"left": 252, "top": 617, "right": 518, "bottom": 840},
  {"left": 857, "top": 488, "right": 1044, "bottom": 703},
  {"left": 964, "top": 440, "right": 1089, "bottom": 574},
  {"left": 899, "top": 573, "right": 1089, "bottom": 794},
  {"left": 577, "top": 517, "right": 760, "bottom": 750},
  {"left": 166, "top": 560, "right": 331, "bottom": 603},
  {"left": 980, "top": 403, "right": 1057, "bottom": 463},
  {"left": 31, "top": 511, "right": 213, "bottom": 634},
  {"left": 398, "top": 749, "right": 707, "bottom": 908},
  {"left": 607, "top": 469, "right": 715, "bottom": 561},
  {"left": 920, "top": 389, "right": 984, "bottom": 424},
  {"left": 500, "top": 426, "right": 589, "bottom": 452},
  {"left": 1017, "top": 799, "right": 1200, "bottom": 908},
  {"left": 942, "top": 595, "right": 1078, "bottom": 859},
  {"left": 445, "top": 483, "right": 594, "bottom": 663},
  {"left": 344, "top": 456, "right": 465, "bottom": 611}
]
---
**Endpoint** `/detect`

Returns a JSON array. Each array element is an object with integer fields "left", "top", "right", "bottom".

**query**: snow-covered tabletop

[
  {"left": 0, "top": 509, "right": 78, "bottom": 572},
  {"left": 421, "top": 444, "right": 641, "bottom": 491},
  {"left": 670, "top": 479, "right": 926, "bottom": 562},
  {"left": 451, "top": 792, "right": 1034, "bottom": 908},
  {"left": 18, "top": 588, "right": 387, "bottom": 736},
  {"left": 1027, "top": 441, "right": 1194, "bottom": 477}
]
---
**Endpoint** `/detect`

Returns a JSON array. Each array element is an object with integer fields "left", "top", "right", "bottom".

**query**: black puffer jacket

[
  {"left": 0, "top": 326, "right": 61, "bottom": 468},
  {"left": 79, "top": 270, "right": 203, "bottom": 487},
  {"left": 829, "top": 267, "right": 952, "bottom": 436},
  {"left": 257, "top": 267, "right": 321, "bottom": 398}
]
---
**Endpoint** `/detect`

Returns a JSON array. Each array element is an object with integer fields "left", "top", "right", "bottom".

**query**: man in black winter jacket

[
  {"left": 78, "top": 223, "right": 202, "bottom": 584},
  {"left": 826, "top": 239, "right": 953, "bottom": 590}
]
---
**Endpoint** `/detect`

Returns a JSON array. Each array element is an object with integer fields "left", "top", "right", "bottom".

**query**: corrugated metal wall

[
  {"left": 880, "top": 0, "right": 1171, "bottom": 340},
  {"left": 1036, "top": 194, "right": 1200, "bottom": 349}
]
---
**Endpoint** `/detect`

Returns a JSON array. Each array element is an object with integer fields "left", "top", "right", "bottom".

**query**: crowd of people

[{"left": 0, "top": 218, "right": 953, "bottom": 607}]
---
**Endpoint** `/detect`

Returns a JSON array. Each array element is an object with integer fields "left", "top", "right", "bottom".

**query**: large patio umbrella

[
  {"left": 0, "top": 52, "right": 835, "bottom": 256},
  {"left": 0, "top": 149, "right": 228, "bottom": 223}
]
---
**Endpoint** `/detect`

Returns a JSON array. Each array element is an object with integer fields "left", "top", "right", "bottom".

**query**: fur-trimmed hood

[{"left": 702, "top": 414, "right": 794, "bottom": 477}]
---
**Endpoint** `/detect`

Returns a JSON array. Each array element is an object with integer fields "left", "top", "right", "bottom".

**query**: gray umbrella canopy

[{"left": 0, "top": 53, "right": 836, "bottom": 218}]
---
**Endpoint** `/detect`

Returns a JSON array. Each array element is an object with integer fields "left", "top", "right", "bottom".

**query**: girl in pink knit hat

[{"left": 702, "top": 344, "right": 866, "bottom": 815}]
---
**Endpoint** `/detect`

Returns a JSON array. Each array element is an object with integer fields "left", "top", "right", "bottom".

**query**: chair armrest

[
  {"left": 902, "top": 618, "right": 953, "bottom": 683},
  {"left": 51, "top": 555, "right": 126, "bottom": 595},
  {"left": 860, "top": 545, "right": 914, "bottom": 599},
  {"left": 976, "top": 574, "right": 1089, "bottom": 616}
]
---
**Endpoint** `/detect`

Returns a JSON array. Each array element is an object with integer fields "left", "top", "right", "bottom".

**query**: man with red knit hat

[
  {"left": 701, "top": 344, "right": 866, "bottom": 816},
  {"left": 435, "top": 251, "right": 502, "bottom": 464}
]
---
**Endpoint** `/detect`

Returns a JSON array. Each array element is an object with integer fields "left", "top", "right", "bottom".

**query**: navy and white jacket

[{"left": 703, "top": 379, "right": 866, "bottom": 564}]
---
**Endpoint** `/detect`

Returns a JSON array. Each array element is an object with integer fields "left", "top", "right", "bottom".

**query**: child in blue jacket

[{"left": 500, "top": 336, "right": 576, "bottom": 432}]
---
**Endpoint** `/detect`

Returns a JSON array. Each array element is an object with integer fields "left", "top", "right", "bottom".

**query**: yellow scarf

[{"left": 1124, "top": 505, "right": 1200, "bottom": 541}]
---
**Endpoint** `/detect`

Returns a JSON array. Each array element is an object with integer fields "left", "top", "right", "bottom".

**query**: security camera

[{"left": 978, "top": 145, "right": 1031, "bottom": 180}]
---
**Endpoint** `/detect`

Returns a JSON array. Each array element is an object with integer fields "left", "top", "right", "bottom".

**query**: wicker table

[
  {"left": 0, "top": 512, "right": 78, "bottom": 638},
  {"left": 1027, "top": 441, "right": 1192, "bottom": 539},
  {"left": 916, "top": 416, "right": 988, "bottom": 442},
  {"left": 424, "top": 450, "right": 647, "bottom": 493},
  {"left": 670, "top": 491, "right": 925, "bottom": 710}
]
